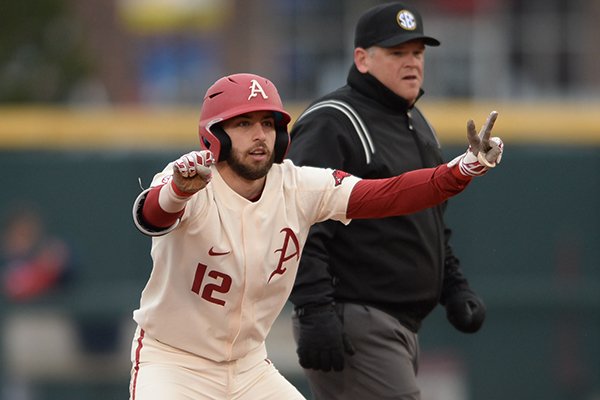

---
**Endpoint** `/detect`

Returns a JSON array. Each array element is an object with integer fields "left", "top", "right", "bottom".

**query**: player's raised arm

[
  {"left": 347, "top": 111, "right": 504, "bottom": 219},
  {"left": 132, "top": 150, "right": 215, "bottom": 236}
]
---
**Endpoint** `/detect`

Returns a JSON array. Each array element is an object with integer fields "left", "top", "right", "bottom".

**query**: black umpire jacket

[{"left": 287, "top": 65, "right": 471, "bottom": 332}]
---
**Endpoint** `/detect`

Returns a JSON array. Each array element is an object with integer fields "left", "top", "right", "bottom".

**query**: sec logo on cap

[{"left": 397, "top": 10, "right": 417, "bottom": 31}]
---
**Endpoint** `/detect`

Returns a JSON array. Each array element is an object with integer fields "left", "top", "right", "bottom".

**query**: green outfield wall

[{"left": 0, "top": 104, "right": 598, "bottom": 399}]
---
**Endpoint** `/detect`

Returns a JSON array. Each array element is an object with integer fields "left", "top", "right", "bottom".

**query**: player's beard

[{"left": 227, "top": 147, "right": 275, "bottom": 181}]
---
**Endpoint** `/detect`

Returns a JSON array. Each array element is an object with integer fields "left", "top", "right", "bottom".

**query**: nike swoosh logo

[{"left": 208, "top": 247, "right": 231, "bottom": 256}]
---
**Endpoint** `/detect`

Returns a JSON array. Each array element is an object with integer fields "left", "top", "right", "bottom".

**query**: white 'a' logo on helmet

[{"left": 248, "top": 79, "right": 269, "bottom": 100}]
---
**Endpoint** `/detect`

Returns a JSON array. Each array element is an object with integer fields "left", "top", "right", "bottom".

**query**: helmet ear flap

[
  {"left": 274, "top": 126, "right": 290, "bottom": 163},
  {"left": 209, "top": 125, "right": 231, "bottom": 162}
]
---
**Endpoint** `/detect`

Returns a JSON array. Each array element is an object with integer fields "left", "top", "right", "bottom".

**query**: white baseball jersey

[{"left": 133, "top": 159, "right": 360, "bottom": 362}]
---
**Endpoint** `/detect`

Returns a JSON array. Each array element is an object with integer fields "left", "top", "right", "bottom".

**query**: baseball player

[{"left": 129, "top": 73, "right": 503, "bottom": 400}]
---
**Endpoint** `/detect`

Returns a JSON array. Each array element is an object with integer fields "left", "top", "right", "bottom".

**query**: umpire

[{"left": 288, "top": 3, "right": 486, "bottom": 399}]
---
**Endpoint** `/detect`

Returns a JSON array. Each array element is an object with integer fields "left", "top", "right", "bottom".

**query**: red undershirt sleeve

[
  {"left": 346, "top": 164, "right": 472, "bottom": 219},
  {"left": 142, "top": 184, "right": 185, "bottom": 228}
]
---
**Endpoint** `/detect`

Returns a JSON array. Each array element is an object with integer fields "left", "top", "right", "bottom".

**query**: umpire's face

[{"left": 354, "top": 39, "right": 426, "bottom": 106}]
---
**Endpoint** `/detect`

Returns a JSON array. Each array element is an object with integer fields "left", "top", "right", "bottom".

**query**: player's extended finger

[
  {"left": 466, "top": 119, "right": 480, "bottom": 150},
  {"left": 478, "top": 111, "right": 498, "bottom": 151}
]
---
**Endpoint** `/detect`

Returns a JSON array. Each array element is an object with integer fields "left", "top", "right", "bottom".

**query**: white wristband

[{"left": 158, "top": 178, "right": 193, "bottom": 213}]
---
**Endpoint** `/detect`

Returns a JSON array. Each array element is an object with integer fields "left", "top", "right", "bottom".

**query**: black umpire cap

[{"left": 354, "top": 2, "right": 441, "bottom": 48}]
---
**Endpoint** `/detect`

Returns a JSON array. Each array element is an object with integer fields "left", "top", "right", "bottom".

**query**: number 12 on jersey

[{"left": 191, "top": 263, "right": 232, "bottom": 306}]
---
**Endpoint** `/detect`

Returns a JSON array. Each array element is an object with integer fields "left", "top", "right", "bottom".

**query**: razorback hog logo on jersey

[
  {"left": 332, "top": 170, "right": 351, "bottom": 187},
  {"left": 248, "top": 79, "right": 268, "bottom": 100},
  {"left": 268, "top": 227, "right": 300, "bottom": 283}
]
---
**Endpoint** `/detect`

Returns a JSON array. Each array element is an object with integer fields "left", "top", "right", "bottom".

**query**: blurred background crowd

[
  {"left": 2, "top": 0, "right": 600, "bottom": 104},
  {"left": 0, "top": 1, "right": 598, "bottom": 399}
]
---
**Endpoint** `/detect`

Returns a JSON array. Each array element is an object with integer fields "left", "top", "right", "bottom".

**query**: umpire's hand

[
  {"left": 295, "top": 303, "right": 355, "bottom": 372},
  {"left": 444, "top": 289, "right": 486, "bottom": 333}
]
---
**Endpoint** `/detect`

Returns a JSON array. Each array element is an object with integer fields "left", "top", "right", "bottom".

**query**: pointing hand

[{"left": 172, "top": 150, "right": 215, "bottom": 194}]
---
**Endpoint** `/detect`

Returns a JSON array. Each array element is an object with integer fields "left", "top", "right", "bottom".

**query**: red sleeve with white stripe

[{"left": 346, "top": 164, "right": 472, "bottom": 219}]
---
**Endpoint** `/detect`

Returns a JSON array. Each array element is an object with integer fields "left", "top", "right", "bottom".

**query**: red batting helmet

[{"left": 199, "top": 73, "right": 292, "bottom": 163}]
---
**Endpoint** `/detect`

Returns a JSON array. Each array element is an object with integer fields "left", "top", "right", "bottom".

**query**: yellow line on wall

[
  {"left": 0, "top": 106, "right": 199, "bottom": 149},
  {"left": 0, "top": 101, "right": 598, "bottom": 150},
  {"left": 418, "top": 100, "right": 600, "bottom": 145}
]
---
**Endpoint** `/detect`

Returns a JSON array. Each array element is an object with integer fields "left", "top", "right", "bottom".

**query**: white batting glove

[
  {"left": 448, "top": 111, "right": 504, "bottom": 177},
  {"left": 174, "top": 150, "right": 214, "bottom": 178},
  {"left": 172, "top": 150, "right": 215, "bottom": 195}
]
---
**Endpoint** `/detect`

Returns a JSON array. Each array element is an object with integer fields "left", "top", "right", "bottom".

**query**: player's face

[
  {"left": 355, "top": 40, "right": 425, "bottom": 105},
  {"left": 221, "top": 111, "right": 276, "bottom": 180}
]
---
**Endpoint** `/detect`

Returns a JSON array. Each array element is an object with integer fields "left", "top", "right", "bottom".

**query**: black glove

[
  {"left": 444, "top": 290, "right": 486, "bottom": 333},
  {"left": 295, "top": 303, "right": 355, "bottom": 372}
]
